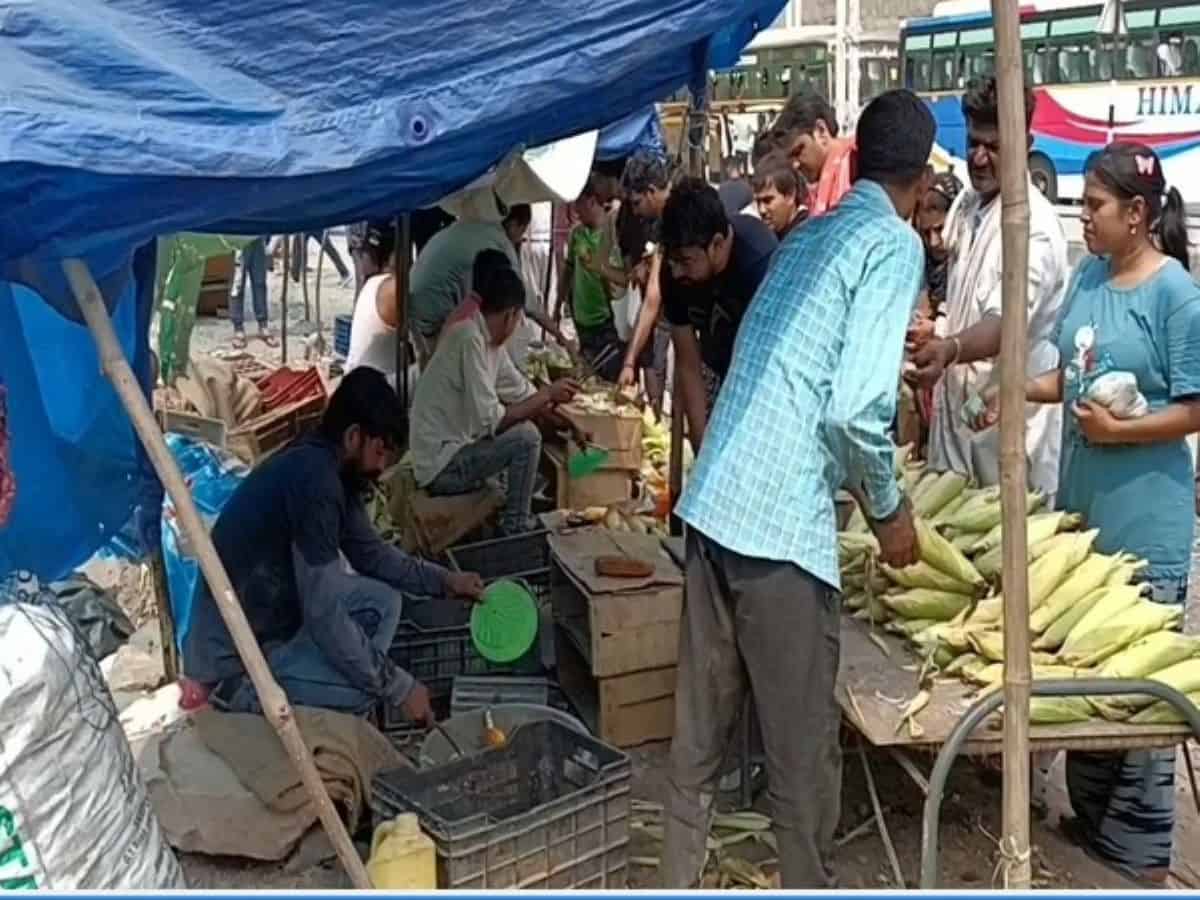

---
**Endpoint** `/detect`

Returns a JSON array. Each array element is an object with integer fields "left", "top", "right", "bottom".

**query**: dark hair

[
  {"left": 962, "top": 76, "right": 1035, "bottom": 131},
  {"left": 503, "top": 203, "right": 532, "bottom": 228},
  {"left": 622, "top": 151, "right": 671, "bottom": 194},
  {"left": 751, "top": 131, "right": 780, "bottom": 168},
  {"left": 1087, "top": 142, "right": 1190, "bottom": 271},
  {"left": 751, "top": 162, "right": 803, "bottom": 198},
  {"left": 856, "top": 89, "right": 936, "bottom": 186},
  {"left": 660, "top": 177, "right": 728, "bottom": 254},
  {"left": 471, "top": 248, "right": 512, "bottom": 297},
  {"left": 616, "top": 202, "right": 653, "bottom": 263},
  {"left": 925, "top": 170, "right": 963, "bottom": 213},
  {"left": 592, "top": 157, "right": 627, "bottom": 179},
  {"left": 477, "top": 266, "right": 527, "bottom": 315},
  {"left": 771, "top": 90, "right": 839, "bottom": 142},
  {"left": 363, "top": 219, "right": 397, "bottom": 269},
  {"left": 320, "top": 367, "right": 404, "bottom": 444}
]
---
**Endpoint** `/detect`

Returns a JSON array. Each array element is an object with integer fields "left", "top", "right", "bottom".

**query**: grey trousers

[{"left": 661, "top": 529, "right": 843, "bottom": 889}]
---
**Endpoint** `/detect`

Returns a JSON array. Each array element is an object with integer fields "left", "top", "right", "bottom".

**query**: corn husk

[
  {"left": 929, "top": 490, "right": 972, "bottom": 527},
  {"left": 970, "top": 662, "right": 1092, "bottom": 688},
  {"left": 909, "top": 469, "right": 942, "bottom": 506},
  {"left": 885, "top": 616, "right": 939, "bottom": 637},
  {"left": 1097, "top": 632, "right": 1200, "bottom": 680},
  {"left": 901, "top": 463, "right": 926, "bottom": 496},
  {"left": 943, "top": 652, "right": 985, "bottom": 676},
  {"left": 916, "top": 518, "right": 985, "bottom": 589},
  {"left": 1106, "top": 659, "right": 1200, "bottom": 718},
  {"left": 912, "top": 471, "right": 970, "bottom": 519},
  {"left": 967, "top": 628, "right": 1005, "bottom": 662},
  {"left": 866, "top": 591, "right": 889, "bottom": 624},
  {"left": 971, "top": 512, "right": 1082, "bottom": 573},
  {"left": 950, "top": 533, "right": 979, "bottom": 553},
  {"left": 844, "top": 591, "right": 868, "bottom": 612},
  {"left": 1059, "top": 600, "right": 1183, "bottom": 667},
  {"left": 881, "top": 560, "right": 980, "bottom": 596},
  {"left": 1029, "top": 532, "right": 1081, "bottom": 562},
  {"left": 1028, "top": 529, "right": 1098, "bottom": 610},
  {"left": 964, "top": 498, "right": 1052, "bottom": 554},
  {"left": 913, "top": 621, "right": 973, "bottom": 655},
  {"left": 936, "top": 486, "right": 999, "bottom": 529},
  {"left": 1030, "top": 696, "right": 1095, "bottom": 724},
  {"left": 1055, "top": 585, "right": 1144, "bottom": 645},
  {"left": 1129, "top": 690, "right": 1200, "bottom": 725},
  {"left": 1105, "top": 556, "right": 1150, "bottom": 587},
  {"left": 1028, "top": 553, "right": 1121, "bottom": 634},
  {"left": 884, "top": 589, "right": 973, "bottom": 622},
  {"left": 1032, "top": 587, "right": 1112, "bottom": 651}
]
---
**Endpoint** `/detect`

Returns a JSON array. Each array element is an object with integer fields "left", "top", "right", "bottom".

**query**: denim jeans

[
  {"left": 230, "top": 238, "right": 269, "bottom": 330},
  {"left": 290, "top": 232, "right": 350, "bottom": 281},
  {"left": 212, "top": 576, "right": 402, "bottom": 715},
  {"left": 426, "top": 421, "right": 541, "bottom": 534}
]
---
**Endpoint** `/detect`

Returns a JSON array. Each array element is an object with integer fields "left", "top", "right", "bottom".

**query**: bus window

[
  {"left": 931, "top": 49, "right": 957, "bottom": 89},
  {"left": 1125, "top": 32, "right": 1158, "bottom": 77},
  {"left": 1053, "top": 42, "right": 1092, "bottom": 82},
  {"left": 1187, "top": 38, "right": 1200, "bottom": 74}
]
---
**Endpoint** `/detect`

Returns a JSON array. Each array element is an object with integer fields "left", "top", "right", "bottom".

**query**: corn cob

[
  {"left": 912, "top": 621, "right": 973, "bottom": 654},
  {"left": 1104, "top": 556, "right": 1150, "bottom": 587},
  {"left": 912, "top": 471, "right": 970, "bottom": 519},
  {"left": 951, "top": 532, "right": 979, "bottom": 554},
  {"left": 885, "top": 617, "right": 937, "bottom": 637},
  {"left": 1028, "top": 553, "right": 1121, "bottom": 634},
  {"left": 916, "top": 518, "right": 985, "bottom": 588},
  {"left": 1029, "top": 531, "right": 1081, "bottom": 562},
  {"left": 929, "top": 490, "right": 972, "bottom": 527},
  {"left": 843, "top": 591, "right": 868, "bottom": 612},
  {"left": 1031, "top": 587, "right": 1110, "bottom": 651},
  {"left": 885, "top": 588, "right": 972, "bottom": 621},
  {"left": 1096, "top": 632, "right": 1200, "bottom": 680},
  {"left": 943, "top": 652, "right": 984, "bottom": 677},
  {"left": 881, "top": 560, "right": 980, "bottom": 596},
  {"left": 1030, "top": 696, "right": 1094, "bottom": 724},
  {"left": 1112, "top": 659, "right": 1200, "bottom": 716},
  {"left": 1059, "top": 600, "right": 1183, "bottom": 667},
  {"left": 967, "top": 628, "right": 1005, "bottom": 662},
  {"left": 1028, "top": 529, "right": 1098, "bottom": 610},
  {"left": 1129, "top": 690, "right": 1200, "bottom": 724},
  {"left": 971, "top": 510, "right": 1081, "bottom": 558},
  {"left": 909, "top": 469, "right": 943, "bottom": 506}
]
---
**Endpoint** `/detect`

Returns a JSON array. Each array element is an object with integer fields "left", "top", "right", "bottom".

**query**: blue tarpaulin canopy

[
  {"left": 596, "top": 108, "right": 667, "bottom": 162},
  {"left": 0, "top": 0, "right": 782, "bottom": 579}
]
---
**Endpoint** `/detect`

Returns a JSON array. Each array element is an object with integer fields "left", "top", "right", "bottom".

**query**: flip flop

[
  {"left": 257, "top": 331, "right": 280, "bottom": 348},
  {"left": 231, "top": 332, "right": 248, "bottom": 350}
]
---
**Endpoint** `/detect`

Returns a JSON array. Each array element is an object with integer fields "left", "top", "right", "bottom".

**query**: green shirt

[{"left": 569, "top": 226, "right": 611, "bottom": 329}]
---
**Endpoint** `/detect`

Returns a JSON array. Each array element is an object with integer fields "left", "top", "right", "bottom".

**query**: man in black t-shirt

[{"left": 660, "top": 177, "right": 778, "bottom": 447}]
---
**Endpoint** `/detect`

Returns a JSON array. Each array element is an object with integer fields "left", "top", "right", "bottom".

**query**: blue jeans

[
  {"left": 213, "top": 576, "right": 402, "bottom": 715},
  {"left": 426, "top": 421, "right": 541, "bottom": 534},
  {"left": 231, "top": 238, "right": 269, "bottom": 330}
]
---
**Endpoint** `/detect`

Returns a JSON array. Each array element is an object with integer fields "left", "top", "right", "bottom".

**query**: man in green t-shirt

[{"left": 560, "top": 179, "right": 622, "bottom": 381}]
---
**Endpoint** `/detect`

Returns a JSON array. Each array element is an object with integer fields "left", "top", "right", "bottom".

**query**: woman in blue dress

[{"left": 1003, "top": 142, "right": 1200, "bottom": 883}]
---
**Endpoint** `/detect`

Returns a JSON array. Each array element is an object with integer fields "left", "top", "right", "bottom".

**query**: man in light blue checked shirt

[{"left": 660, "top": 91, "right": 937, "bottom": 889}]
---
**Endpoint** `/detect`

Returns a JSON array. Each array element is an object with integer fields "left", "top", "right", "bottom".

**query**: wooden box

[
  {"left": 548, "top": 528, "right": 683, "bottom": 678},
  {"left": 543, "top": 445, "right": 632, "bottom": 510},
  {"left": 567, "top": 438, "right": 642, "bottom": 472},
  {"left": 560, "top": 404, "right": 643, "bottom": 452},
  {"left": 556, "top": 625, "right": 676, "bottom": 748}
]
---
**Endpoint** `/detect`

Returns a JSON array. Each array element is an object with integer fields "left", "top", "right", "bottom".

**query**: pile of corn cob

[{"left": 839, "top": 447, "right": 1200, "bottom": 726}]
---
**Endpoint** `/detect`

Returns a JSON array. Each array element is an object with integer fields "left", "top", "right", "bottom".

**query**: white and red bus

[{"left": 902, "top": 0, "right": 1200, "bottom": 202}]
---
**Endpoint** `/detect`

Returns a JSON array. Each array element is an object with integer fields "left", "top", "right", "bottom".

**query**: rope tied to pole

[{"left": 993, "top": 832, "right": 1033, "bottom": 889}]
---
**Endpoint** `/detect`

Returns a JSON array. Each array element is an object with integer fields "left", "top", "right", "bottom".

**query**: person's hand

[
  {"left": 445, "top": 570, "right": 485, "bottom": 601},
  {"left": 617, "top": 364, "right": 638, "bottom": 388},
  {"left": 870, "top": 501, "right": 919, "bottom": 569},
  {"left": 968, "top": 386, "right": 1000, "bottom": 432},
  {"left": 910, "top": 338, "right": 957, "bottom": 389},
  {"left": 906, "top": 314, "right": 937, "bottom": 351},
  {"left": 547, "top": 378, "right": 581, "bottom": 405},
  {"left": 1074, "top": 399, "right": 1125, "bottom": 444},
  {"left": 400, "top": 681, "right": 435, "bottom": 727}
]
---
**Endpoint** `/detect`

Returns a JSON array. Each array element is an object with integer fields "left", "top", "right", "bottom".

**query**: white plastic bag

[
  {"left": 1087, "top": 371, "right": 1149, "bottom": 419},
  {"left": 0, "top": 600, "right": 185, "bottom": 889}
]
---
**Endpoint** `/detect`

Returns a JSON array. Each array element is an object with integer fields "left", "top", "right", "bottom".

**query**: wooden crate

[
  {"left": 556, "top": 625, "right": 676, "bottom": 748},
  {"left": 567, "top": 438, "right": 641, "bottom": 472},
  {"left": 548, "top": 529, "right": 682, "bottom": 678},
  {"left": 543, "top": 445, "right": 632, "bottom": 510},
  {"left": 228, "top": 392, "right": 325, "bottom": 463},
  {"left": 197, "top": 253, "right": 236, "bottom": 317},
  {"left": 560, "top": 404, "right": 642, "bottom": 452}
]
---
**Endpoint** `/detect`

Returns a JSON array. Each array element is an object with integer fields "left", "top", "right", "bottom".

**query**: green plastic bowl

[{"left": 470, "top": 579, "right": 539, "bottom": 664}]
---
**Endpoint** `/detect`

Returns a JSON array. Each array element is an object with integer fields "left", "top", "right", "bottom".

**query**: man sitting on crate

[
  {"left": 411, "top": 262, "right": 581, "bottom": 536},
  {"left": 185, "top": 367, "right": 485, "bottom": 725}
]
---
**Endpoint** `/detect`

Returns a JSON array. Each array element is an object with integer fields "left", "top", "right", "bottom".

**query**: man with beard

[
  {"left": 910, "top": 76, "right": 1067, "bottom": 500},
  {"left": 660, "top": 177, "right": 777, "bottom": 446},
  {"left": 184, "top": 368, "right": 485, "bottom": 724}
]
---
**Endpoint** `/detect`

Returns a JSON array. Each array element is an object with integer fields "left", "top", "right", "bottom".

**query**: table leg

[{"left": 857, "top": 737, "right": 906, "bottom": 888}]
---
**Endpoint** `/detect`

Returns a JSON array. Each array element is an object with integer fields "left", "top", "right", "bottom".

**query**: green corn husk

[
  {"left": 929, "top": 491, "right": 972, "bottom": 527},
  {"left": 943, "top": 652, "right": 984, "bottom": 677},
  {"left": 912, "top": 471, "right": 970, "bottom": 519},
  {"left": 1028, "top": 529, "right": 1098, "bottom": 610},
  {"left": 971, "top": 662, "right": 1092, "bottom": 688},
  {"left": 1056, "top": 585, "right": 1145, "bottom": 646},
  {"left": 881, "top": 560, "right": 980, "bottom": 596},
  {"left": 967, "top": 628, "right": 1005, "bottom": 662},
  {"left": 937, "top": 486, "right": 999, "bottom": 526},
  {"left": 913, "top": 621, "right": 973, "bottom": 655},
  {"left": 1129, "top": 690, "right": 1200, "bottom": 724},
  {"left": 884, "top": 589, "right": 972, "bottom": 622},
  {"left": 901, "top": 466, "right": 926, "bottom": 498},
  {"left": 1059, "top": 600, "right": 1183, "bottom": 667},
  {"left": 1097, "top": 632, "right": 1200, "bottom": 680},
  {"left": 972, "top": 511, "right": 1081, "bottom": 561},
  {"left": 1031, "top": 587, "right": 1111, "bottom": 651},
  {"left": 1107, "top": 659, "right": 1200, "bottom": 717},
  {"left": 884, "top": 617, "right": 937, "bottom": 637},
  {"left": 909, "top": 469, "right": 943, "bottom": 506},
  {"left": 866, "top": 591, "right": 890, "bottom": 624},
  {"left": 965, "top": 594, "right": 1004, "bottom": 626},
  {"left": 933, "top": 646, "right": 956, "bottom": 668},
  {"left": 1028, "top": 553, "right": 1121, "bottom": 634},
  {"left": 1105, "top": 556, "right": 1150, "bottom": 587},
  {"left": 916, "top": 518, "right": 985, "bottom": 588},
  {"left": 951, "top": 533, "right": 979, "bottom": 554},
  {"left": 1030, "top": 696, "right": 1095, "bottom": 724},
  {"left": 1030, "top": 532, "right": 1082, "bottom": 562},
  {"left": 843, "top": 591, "right": 868, "bottom": 612}
]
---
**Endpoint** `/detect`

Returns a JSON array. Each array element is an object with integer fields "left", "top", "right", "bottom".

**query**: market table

[{"left": 836, "top": 615, "right": 1200, "bottom": 887}]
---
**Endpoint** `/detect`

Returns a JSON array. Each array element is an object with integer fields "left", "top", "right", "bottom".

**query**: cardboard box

[
  {"left": 548, "top": 528, "right": 683, "bottom": 678},
  {"left": 560, "top": 404, "right": 643, "bottom": 452},
  {"left": 543, "top": 445, "right": 632, "bottom": 510},
  {"left": 556, "top": 625, "right": 676, "bottom": 748},
  {"left": 567, "top": 438, "right": 641, "bottom": 472}
]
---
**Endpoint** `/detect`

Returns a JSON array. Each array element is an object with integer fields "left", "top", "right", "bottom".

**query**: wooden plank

[{"left": 837, "top": 616, "right": 1191, "bottom": 754}]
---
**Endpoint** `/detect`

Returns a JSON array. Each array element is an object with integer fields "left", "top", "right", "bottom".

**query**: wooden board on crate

[
  {"left": 228, "top": 392, "right": 325, "bottom": 463},
  {"left": 543, "top": 445, "right": 632, "bottom": 510},
  {"left": 196, "top": 253, "right": 236, "bottom": 317},
  {"left": 548, "top": 528, "right": 682, "bottom": 678},
  {"left": 556, "top": 624, "right": 676, "bottom": 748}
]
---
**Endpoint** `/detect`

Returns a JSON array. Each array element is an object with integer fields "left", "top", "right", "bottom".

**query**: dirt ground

[{"left": 136, "top": 236, "right": 1200, "bottom": 889}]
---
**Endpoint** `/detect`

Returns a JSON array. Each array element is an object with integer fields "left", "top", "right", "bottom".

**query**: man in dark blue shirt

[{"left": 185, "top": 367, "right": 483, "bottom": 725}]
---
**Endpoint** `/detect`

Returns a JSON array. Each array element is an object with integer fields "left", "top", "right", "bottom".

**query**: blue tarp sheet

[
  {"left": 0, "top": 0, "right": 783, "bottom": 579},
  {"left": 596, "top": 108, "right": 667, "bottom": 161}
]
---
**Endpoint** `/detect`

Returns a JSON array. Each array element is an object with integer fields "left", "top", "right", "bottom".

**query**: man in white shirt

[
  {"left": 911, "top": 76, "right": 1067, "bottom": 500},
  {"left": 410, "top": 266, "right": 579, "bottom": 535}
]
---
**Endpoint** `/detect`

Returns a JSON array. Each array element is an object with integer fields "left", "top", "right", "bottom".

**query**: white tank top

[{"left": 346, "top": 275, "right": 396, "bottom": 376}]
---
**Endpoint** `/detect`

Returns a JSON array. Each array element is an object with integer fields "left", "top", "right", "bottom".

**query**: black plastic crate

[
  {"left": 371, "top": 720, "right": 631, "bottom": 889},
  {"left": 446, "top": 530, "right": 551, "bottom": 600}
]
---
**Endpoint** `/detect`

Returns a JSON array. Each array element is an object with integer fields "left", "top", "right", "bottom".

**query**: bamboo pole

[
  {"left": 990, "top": 0, "right": 1033, "bottom": 889},
  {"left": 280, "top": 237, "right": 290, "bottom": 365},
  {"left": 393, "top": 215, "right": 413, "bottom": 415},
  {"left": 63, "top": 259, "right": 373, "bottom": 890}
]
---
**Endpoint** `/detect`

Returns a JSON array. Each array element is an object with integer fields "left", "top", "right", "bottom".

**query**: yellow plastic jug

[{"left": 366, "top": 813, "right": 438, "bottom": 889}]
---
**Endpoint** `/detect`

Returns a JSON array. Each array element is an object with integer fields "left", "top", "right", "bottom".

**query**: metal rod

[
  {"left": 859, "top": 737, "right": 905, "bottom": 887},
  {"left": 279, "top": 236, "right": 290, "bottom": 365},
  {"left": 920, "top": 678, "right": 1200, "bottom": 888},
  {"left": 991, "top": 0, "right": 1033, "bottom": 887},
  {"left": 63, "top": 258, "right": 372, "bottom": 889}
]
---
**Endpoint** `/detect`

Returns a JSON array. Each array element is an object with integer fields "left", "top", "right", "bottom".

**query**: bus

[
  {"left": 664, "top": 25, "right": 901, "bottom": 169},
  {"left": 901, "top": 0, "right": 1200, "bottom": 202}
]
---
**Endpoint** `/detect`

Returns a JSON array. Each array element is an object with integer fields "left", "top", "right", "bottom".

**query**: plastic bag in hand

[{"left": 1086, "top": 371, "right": 1149, "bottom": 418}]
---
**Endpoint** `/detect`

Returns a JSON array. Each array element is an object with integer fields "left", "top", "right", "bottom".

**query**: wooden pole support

[
  {"left": 990, "top": 0, "right": 1033, "bottom": 888},
  {"left": 63, "top": 259, "right": 373, "bottom": 890}
]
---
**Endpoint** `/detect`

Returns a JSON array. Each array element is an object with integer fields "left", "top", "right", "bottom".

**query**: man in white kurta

[{"left": 912, "top": 77, "right": 1067, "bottom": 501}]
